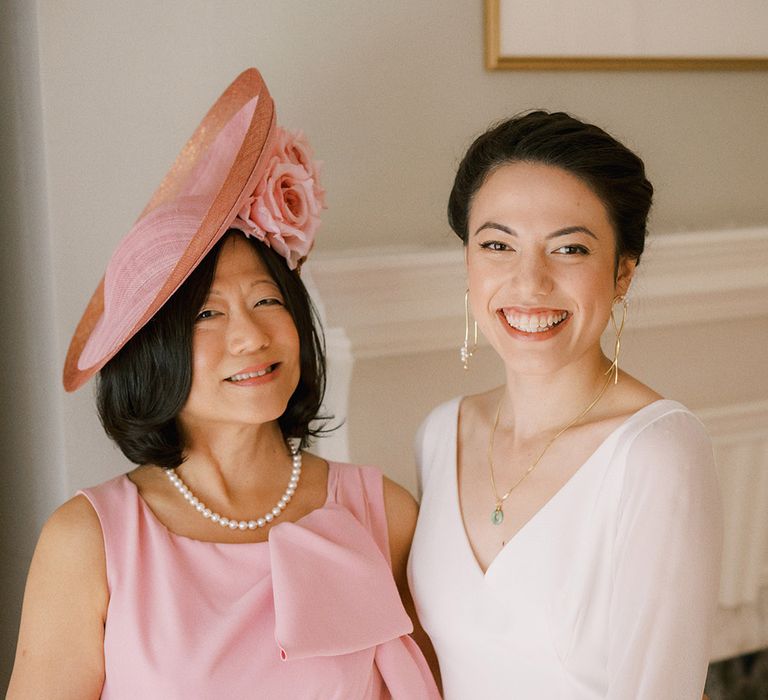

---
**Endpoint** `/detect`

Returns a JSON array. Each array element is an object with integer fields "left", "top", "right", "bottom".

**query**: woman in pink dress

[{"left": 8, "top": 69, "right": 440, "bottom": 699}]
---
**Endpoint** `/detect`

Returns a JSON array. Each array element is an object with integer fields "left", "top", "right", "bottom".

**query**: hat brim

[{"left": 63, "top": 68, "right": 276, "bottom": 392}]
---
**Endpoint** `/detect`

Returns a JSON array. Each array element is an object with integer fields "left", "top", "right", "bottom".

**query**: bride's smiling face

[{"left": 465, "top": 161, "right": 634, "bottom": 376}]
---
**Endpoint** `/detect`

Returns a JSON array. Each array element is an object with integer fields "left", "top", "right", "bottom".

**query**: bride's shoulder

[
  {"left": 611, "top": 371, "right": 664, "bottom": 414},
  {"left": 459, "top": 386, "right": 503, "bottom": 420}
]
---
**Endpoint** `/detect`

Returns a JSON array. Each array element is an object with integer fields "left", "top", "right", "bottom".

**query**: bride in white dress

[{"left": 408, "top": 111, "right": 722, "bottom": 699}]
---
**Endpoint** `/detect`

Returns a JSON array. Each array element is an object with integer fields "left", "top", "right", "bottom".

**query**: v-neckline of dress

[{"left": 451, "top": 397, "right": 673, "bottom": 578}]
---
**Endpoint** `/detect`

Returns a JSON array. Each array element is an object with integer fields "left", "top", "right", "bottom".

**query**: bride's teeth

[{"left": 503, "top": 311, "right": 567, "bottom": 333}]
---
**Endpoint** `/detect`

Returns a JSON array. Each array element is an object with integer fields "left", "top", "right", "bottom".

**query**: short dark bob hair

[
  {"left": 97, "top": 231, "right": 327, "bottom": 469},
  {"left": 448, "top": 110, "right": 653, "bottom": 265}
]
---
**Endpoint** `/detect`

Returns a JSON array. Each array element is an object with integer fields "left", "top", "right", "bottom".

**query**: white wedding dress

[{"left": 408, "top": 398, "right": 722, "bottom": 700}]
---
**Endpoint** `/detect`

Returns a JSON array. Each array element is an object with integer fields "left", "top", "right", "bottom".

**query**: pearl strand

[{"left": 164, "top": 444, "right": 302, "bottom": 530}]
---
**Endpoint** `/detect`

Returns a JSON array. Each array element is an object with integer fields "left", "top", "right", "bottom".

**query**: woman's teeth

[
  {"left": 503, "top": 310, "right": 568, "bottom": 333},
  {"left": 227, "top": 366, "right": 274, "bottom": 382}
]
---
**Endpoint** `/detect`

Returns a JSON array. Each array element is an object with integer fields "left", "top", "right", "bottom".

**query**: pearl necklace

[{"left": 164, "top": 444, "right": 302, "bottom": 530}]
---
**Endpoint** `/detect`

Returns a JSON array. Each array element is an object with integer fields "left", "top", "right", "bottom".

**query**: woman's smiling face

[
  {"left": 466, "top": 161, "right": 634, "bottom": 376},
  {"left": 179, "top": 235, "right": 301, "bottom": 433}
]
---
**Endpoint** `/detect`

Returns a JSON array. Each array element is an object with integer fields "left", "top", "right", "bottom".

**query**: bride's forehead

[
  {"left": 471, "top": 164, "right": 612, "bottom": 228},
  {"left": 476, "top": 163, "right": 597, "bottom": 200}
]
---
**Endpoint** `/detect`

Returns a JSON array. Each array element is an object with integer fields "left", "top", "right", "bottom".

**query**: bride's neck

[{"left": 499, "top": 352, "right": 613, "bottom": 440}]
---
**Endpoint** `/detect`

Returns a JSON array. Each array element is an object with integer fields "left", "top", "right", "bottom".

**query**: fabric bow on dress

[{"left": 270, "top": 504, "right": 440, "bottom": 698}]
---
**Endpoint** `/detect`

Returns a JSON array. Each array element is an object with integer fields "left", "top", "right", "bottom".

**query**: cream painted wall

[{"left": 2, "top": 0, "right": 767, "bottom": 687}]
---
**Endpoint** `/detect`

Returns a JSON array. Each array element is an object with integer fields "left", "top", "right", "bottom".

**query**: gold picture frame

[{"left": 485, "top": 0, "right": 768, "bottom": 71}]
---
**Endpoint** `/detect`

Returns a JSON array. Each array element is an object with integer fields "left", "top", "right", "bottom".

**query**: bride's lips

[
  {"left": 224, "top": 363, "right": 280, "bottom": 386},
  {"left": 497, "top": 307, "right": 571, "bottom": 341}
]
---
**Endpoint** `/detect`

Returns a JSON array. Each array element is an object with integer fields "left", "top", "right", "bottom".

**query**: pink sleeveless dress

[{"left": 80, "top": 462, "right": 439, "bottom": 699}]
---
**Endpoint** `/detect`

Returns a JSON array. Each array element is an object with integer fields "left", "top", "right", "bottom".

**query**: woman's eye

[
  {"left": 195, "top": 309, "right": 218, "bottom": 321},
  {"left": 480, "top": 241, "right": 512, "bottom": 252},
  {"left": 554, "top": 245, "right": 590, "bottom": 255},
  {"left": 255, "top": 297, "right": 283, "bottom": 307}
]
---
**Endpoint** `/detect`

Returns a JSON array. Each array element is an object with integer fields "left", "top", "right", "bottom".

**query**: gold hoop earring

[
  {"left": 606, "top": 296, "right": 628, "bottom": 384},
  {"left": 460, "top": 289, "right": 478, "bottom": 370}
]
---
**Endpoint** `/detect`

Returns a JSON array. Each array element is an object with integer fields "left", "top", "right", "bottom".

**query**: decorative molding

[
  {"left": 633, "top": 227, "right": 768, "bottom": 330},
  {"left": 308, "top": 227, "right": 768, "bottom": 359},
  {"left": 699, "top": 401, "right": 768, "bottom": 606},
  {"left": 697, "top": 399, "right": 768, "bottom": 445},
  {"left": 699, "top": 400, "right": 768, "bottom": 661}
]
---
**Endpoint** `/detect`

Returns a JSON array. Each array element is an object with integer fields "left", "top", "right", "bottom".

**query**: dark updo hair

[
  {"left": 448, "top": 110, "right": 653, "bottom": 264},
  {"left": 96, "top": 231, "right": 327, "bottom": 469}
]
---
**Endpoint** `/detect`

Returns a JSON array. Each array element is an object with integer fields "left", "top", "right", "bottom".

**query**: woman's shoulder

[
  {"left": 419, "top": 395, "right": 463, "bottom": 435},
  {"left": 43, "top": 493, "right": 104, "bottom": 547},
  {"left": 79, "top": 471, "right": 138, "bottom": 521},
  {"left": 36, "top": 473, "right": 140, "bottom": 576},
  {"left": 619, "top": 397, "right": 708, "bottom": 449},
  {"left": 322, "top": 459, "right": 417, "bottom": 567},
  {"left": 80, "top": 470, "right": 135, "bottom": 497},
  {"left": 324, "top": 459, "right": 381, "bottom": 488},
  {"left": 42, "top": 474, "right": 136, "bottom": 562},
  {"left": 32, "top": 494, "right": 108, "bottom": 600},
  {"left": 416, "top": 389, "right": 499, "bottom": 460},
  {"left": 323, "top": 459, "right": 386, "bottom": 515},
  {"left": 9, "top": 495, "right": 109, "bottom": 697},
  {"left": 598, "top": 371, "right": 702, "bottom": 449},
  {"left": 613, "top": 398, "right": 716, "bottom": 502}
]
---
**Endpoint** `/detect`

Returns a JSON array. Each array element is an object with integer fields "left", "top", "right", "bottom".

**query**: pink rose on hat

[{"left": 233, "top": 128, "right": 326, "bottom": 269}]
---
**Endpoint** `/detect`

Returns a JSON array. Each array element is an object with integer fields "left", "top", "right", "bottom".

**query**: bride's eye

[
  {"left": 553, "top": 244, "right": 590, "bottom": 255},
  {"left": 480, "top": 241, "right": 512, "bottom": 252}
]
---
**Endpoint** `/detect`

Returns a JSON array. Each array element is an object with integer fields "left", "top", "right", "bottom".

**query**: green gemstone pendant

[{"left": 491, "top": 506, "right": 504, "bottom": 525}]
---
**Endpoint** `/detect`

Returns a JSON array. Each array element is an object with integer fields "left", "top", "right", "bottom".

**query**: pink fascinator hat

[{"left": 63, "top": 68, "right": 325, "bottom": 392}]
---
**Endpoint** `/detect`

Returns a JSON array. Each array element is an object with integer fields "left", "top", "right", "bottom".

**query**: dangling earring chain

[
  {"left": 488, "top": 365, "right": 615, "bottom": 526},
  {"left": 460, "top": 289, "right": 478, "bottom": 370},
  {"left": 606, "top": 295, "right": 628, "bottom": 385},
  {"left": 165, "top": 441, "right": 301, "bottom": 530}
]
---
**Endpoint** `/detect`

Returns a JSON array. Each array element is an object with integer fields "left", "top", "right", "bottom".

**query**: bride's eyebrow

[
  {"left": 474, "top": 222, "right": 515, "bottom": 236},
  {"left": 473, "top": 223, "right": 597, "bottom": 239},
  {"left": 546, "top": 226, "right": 597, "bottom": 240}
]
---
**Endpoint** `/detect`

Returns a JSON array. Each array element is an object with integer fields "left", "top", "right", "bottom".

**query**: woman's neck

[
  {"left": 175, "top": 420, "right": 293, "bottom": 503},
  {"left": 499, "top": 350, "right": 613, "bottom": 441}
]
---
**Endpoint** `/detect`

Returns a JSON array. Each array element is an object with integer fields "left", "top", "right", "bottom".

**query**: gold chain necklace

[{"left": 488, "top": 365, "right": 615, "bottom": 526}]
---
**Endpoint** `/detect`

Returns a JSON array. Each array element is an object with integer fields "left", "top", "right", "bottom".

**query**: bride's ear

[{"left": 615, "top": 256, "right": 636, "bottom": 298}]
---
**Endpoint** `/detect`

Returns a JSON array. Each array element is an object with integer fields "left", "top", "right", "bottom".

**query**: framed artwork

[{"left": 485, "top": 0, "right": 768, "bottom": 70}]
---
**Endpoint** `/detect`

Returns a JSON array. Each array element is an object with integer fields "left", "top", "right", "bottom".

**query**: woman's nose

[
  {"left": 513, "top": 252, "right": 553, "bottom": 298},
  {"left": 226, "top": 311, "right": 270, "bottom": 355}
]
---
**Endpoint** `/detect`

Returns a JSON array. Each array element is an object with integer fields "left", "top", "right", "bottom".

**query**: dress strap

[
  {"left": 328, "top": 463, "right": 391, "bottom": 566},
  {"left": 415, "top": 397, "right": 461, "bottom": 496},
  {"left": 78, "top": 474, "right": 138, "bottom": 591}
]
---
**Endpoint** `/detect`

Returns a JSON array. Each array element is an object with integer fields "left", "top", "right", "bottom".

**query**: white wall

[{"left": 2, "top": 0, "right": 767, "bottom": 687}]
